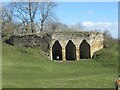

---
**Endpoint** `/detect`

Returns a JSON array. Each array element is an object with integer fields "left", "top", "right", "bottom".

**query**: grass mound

[
  {"left": 93, "top": 40, "right": 118, "bottom": 67},
  {"left": 2, "top": 36, "right": 118, "bottom": 88}
]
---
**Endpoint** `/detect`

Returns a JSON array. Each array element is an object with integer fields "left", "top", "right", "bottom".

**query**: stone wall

[
  {"left": 7, "top": 33, "right": 52, "bottom": 52},
  {"left": 49, "top": 32, "right": 104, "bottom": 60},
  {"left": 8, "top": 31, "right": 104, "bottom": 60}
]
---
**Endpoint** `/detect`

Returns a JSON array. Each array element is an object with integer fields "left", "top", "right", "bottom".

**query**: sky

[
  {"left": 55, "top": 2, "right": 118, "bottom": 38},
  {"left": 1, "top": 1, "right": 119, "bottom": 38}
]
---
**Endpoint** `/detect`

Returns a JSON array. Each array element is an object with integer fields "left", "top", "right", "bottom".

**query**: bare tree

[
  {"left": 39, "top": 2, "right": 57, "bottom": 32},
  {"left": 44, "top": 21, "right": 69, "bottom": 32},
  {"left": 11, "top": 2, "right": 29, "bottom": 33},
  {"left": 75, "top": 22, "right": 84, "bottom": 31},
  {"left": 68, "top": 22, "right": 84, "bottom": 31},
  {"left": 11, "top": 2, "right": 39, "bottom": 33},
  {"left": 3, "top": 1, "right": 57, "bottom": 34},
  {"left": 44, "top": 21, "right": 59, "bottom": 31},
  {"left": 2, "top": 4, "right": 13, "bottom": 27},
  {"left": 50, "top": 22, "right": 58, "bottom": 31},
  {"left": 28, "top": 2, "right": 38, "bottom": 33},
  {"left": 103, "top": 29, "right": 112, "bottom": 48},
  {"left": 1, "top": 3, "right": 16, "bottom": 36}
]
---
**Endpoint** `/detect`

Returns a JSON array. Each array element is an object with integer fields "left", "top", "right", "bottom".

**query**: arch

[
  {"left": 52, "top": 40, "right": 62, "bottom": 60},
  {"left": 66, "top": 40, "right": 76, "bottom": 60},
  {"left": 79, "top": 39, "right": 91, "bottom": 59}
]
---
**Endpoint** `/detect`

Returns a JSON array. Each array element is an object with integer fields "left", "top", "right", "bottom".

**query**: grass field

[{"left": 2, "top": 37, "right": 118, "bottom": 88}]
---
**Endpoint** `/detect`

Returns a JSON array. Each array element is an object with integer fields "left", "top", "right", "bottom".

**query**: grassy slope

[{"left": 2, "top": 38, "right": 118, "bottom": 88}]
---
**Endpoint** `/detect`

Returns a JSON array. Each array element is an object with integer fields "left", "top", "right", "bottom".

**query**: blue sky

[
  {"left": 56, "top": 2, "right": 118, "bottom": 23},
  {"left": 1, "top": 1, "right": 118, "bottom": 38},
  {"left": 55, "top": 2, "right": 118, "bottom": 38}
]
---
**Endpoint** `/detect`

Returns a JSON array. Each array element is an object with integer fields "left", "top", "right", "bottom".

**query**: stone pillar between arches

[
  {"left": 62, "top": 47, "right": 66, "bottom": 61},
  {"left": 76, "top": 45, "right": 79, "bottom": 60},
  {"left": 50, "top": 47, "right": 52, "bottom": 60}
]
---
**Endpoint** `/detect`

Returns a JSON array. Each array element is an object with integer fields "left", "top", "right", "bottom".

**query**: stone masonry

[{"left": 7, "top": 31, "right": 104, "bottom": 61}]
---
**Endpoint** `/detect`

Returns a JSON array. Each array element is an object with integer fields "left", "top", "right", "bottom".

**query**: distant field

[{"left": 2, "top": 38, "right": 118, "bottom": 88}]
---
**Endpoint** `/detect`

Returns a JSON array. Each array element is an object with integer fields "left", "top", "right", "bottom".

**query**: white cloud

[
  {"left": 87, "top": 11, "right": 94, "bottom": 15},
  {"left": 82, "top": 22, "right": 95, "bottom": 27},
  {"left": 115, "top": 9, "right": 118, "bottom": 12},
  {"left": 81, "top": 21, "right": 118, "bottom": 38},
  {"left": 82, "top": 22, "right": 113, "bottom": 27}
]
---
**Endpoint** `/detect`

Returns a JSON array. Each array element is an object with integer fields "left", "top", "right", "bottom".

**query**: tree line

[
  {"left": 1, "top": 1, "right": 84, "bottom": 37},
  {"left": 1, "top": 1, "right": 57, "bottom": 36}
]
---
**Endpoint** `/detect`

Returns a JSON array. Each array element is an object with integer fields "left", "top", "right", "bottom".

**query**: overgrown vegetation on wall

[{"left": 93, "top": 32, "right": 118, "bottom": 67}]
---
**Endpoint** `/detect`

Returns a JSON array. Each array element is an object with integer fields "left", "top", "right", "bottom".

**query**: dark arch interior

[
  {"left": 79, "top": 40, "right": 91, "bottom": 59},
  {"left": 52, "top": 41, "right": 62, "bottom": 60},
  {"left": 66, "top": 40, "right": 76, "bottom": 61}
]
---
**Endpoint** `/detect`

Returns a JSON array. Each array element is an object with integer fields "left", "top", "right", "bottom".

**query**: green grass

[{"left": 2, "top": 38, "right": 118, "bottom": 88}]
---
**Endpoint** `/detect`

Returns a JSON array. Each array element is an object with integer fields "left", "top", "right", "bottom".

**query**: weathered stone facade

[{"left": 7, "top": 31, "right": 104, "bottom": 61}]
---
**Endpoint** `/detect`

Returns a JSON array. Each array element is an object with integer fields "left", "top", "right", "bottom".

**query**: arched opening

[
  {"left": 79, "top": 40, "right": 91, "bottom": 59},
  {"left": 66, "top": 40, "right": 76, "bottom": 61},
  {"left": 52, "top": 41, "right": 62, "bottom": 60}
]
